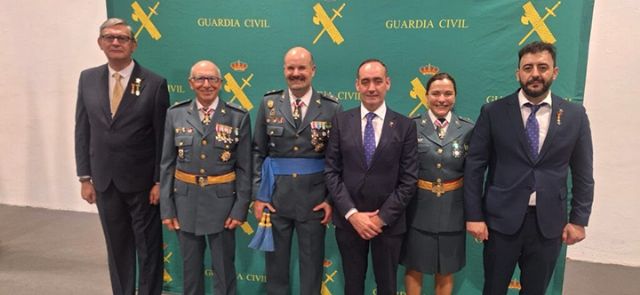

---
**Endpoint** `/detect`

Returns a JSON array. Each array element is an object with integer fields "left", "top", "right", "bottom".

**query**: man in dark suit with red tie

[
  {"left": 325, "top": 59, "right": 418, "bottom": 295},
  {"left": 74, "top": 18, "right": 169, "bottom": 295},
  {"left": 464, "top": 42, "right": 594, "bottom": 295}
]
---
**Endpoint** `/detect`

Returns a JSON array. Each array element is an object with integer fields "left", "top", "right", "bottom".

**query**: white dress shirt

[
  {"left": 108, "top": 61, "right": 134, "bottom": 100},
  {"left": 359, "top": 101, "right": 387, "bottom": 147},
  {"left": 427, "top": 110, "right": 452, "bottom": 133},
  {"left": 289, "top": 87, "right": 313, "bottom": 121},
  {"left": 196, "top": 97, "right": 219, "bottom": 121},
  {"left": 518, "top": 89, "right": 552, "bottom": 206},
  {"left": 345, "top": 102, "right": 388, "bottom": 220}
]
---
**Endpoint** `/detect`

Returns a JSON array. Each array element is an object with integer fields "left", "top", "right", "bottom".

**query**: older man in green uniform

[
  {"left": 252, "top": 47, "right": 341, "bottom": 294},
  {"left": 160, "top": 60, "right": 251, "bottom": 295}
]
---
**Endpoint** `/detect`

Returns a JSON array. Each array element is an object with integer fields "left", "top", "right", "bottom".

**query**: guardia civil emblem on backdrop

[{"left": 109, "top": 0, "right": 594, "bottom": 293}]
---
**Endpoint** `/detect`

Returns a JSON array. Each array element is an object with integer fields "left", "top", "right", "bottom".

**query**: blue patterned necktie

[
  {"left": 363, "top": 112, "right": 376, "bottom": 168},
  {"left": 525, "top": 103, "right": 543, "bottom": 159}
]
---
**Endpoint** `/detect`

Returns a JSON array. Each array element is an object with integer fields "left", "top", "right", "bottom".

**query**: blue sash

[{"left": 256, "top": 157, "right": 325, "bottom": 202}]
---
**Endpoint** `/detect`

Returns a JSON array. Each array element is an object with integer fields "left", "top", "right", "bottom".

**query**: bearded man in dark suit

[{"left": 464, "top": 41, "right": 594, "bottom": 295}]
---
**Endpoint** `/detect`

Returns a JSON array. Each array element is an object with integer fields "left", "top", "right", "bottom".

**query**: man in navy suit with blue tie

[
  {"left": 325, "top": 59, "right": 418, "bottom": 295},
  {"left": 464, "top": 42, "right": 594, "bottom": 295}
]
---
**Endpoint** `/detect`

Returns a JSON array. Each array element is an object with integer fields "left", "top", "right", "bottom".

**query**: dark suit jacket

[
  {"left": 75, "top": 62, "right": 170, "bottom": 192},
  {"left": 325, "top": 106, "right": 418, "bottom": 235},
  {"left": 464, "top": 91, "right": 594, "bottom": 239}
]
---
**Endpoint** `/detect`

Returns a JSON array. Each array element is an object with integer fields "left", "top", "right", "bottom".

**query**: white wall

[
  {"left": 0, "top": 1, "right": 638, "bottom": 265},
  {"left": 0, "top": 0, "right": 106, "bottom": 213},
  {"left": 568, "top": 0, "right": 640, "bottom": 266}
]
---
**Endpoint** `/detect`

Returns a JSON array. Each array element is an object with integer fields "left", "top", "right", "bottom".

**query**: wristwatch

[{"left": 78, "top": 176, "right": 92, "bottom": 183}]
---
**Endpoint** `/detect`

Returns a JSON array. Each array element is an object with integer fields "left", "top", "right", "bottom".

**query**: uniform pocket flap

[
  {"left": 174, "top": 135, "right": 193, "bottom": 147},
  {"left": 267, "top": 125, "right": 284, "bottom": 137}
]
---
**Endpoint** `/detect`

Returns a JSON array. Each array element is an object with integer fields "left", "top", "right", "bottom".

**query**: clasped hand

[{"left": 348, "top": 210, "right": 384, "bottom": 240}]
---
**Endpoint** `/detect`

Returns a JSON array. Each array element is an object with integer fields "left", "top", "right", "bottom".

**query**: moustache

[{"left": 526, "top": 77, "right": 544, "bottom": 85}]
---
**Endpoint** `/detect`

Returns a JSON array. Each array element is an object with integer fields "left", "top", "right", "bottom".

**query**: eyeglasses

[
  {"left": 101, "top": 35, "right": 133, "bottom": 43},
  {"left": 191, "top": 76, "right": 223, "bottom": 84}
]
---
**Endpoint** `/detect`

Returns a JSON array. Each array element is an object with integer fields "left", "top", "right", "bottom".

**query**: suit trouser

[
  {"left": 483, "top": 208, "right": 562, "bottom": 295},
  {"left": 266, "top": 213, "right": 326, "bottom": 295},
  {"left": 178, "top": 229, "right": 237, "bottom": 295},
  {"left": 335, "top": 228, "right": 403, "bottom": 295},
  {"left": 95, "top": 183, "right": 163, "bottom": 295}
]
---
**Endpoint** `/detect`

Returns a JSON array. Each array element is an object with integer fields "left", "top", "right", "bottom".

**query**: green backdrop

[{"left": 106, "top": 0, "right": 594, "bottom": 293}]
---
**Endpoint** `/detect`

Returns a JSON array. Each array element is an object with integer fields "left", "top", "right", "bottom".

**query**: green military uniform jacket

[
  {"left": 252, "top": 89, "right": 341, "bottom": 220},
  {"left": 160, "top": 99, "right": 251, "bottom": 235},
  {"left": 408, "top": 112, "right": 474, "bottom": 233}
]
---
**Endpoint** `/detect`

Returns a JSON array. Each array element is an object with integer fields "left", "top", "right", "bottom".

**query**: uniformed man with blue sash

[{"left": 251, "top": 47, "right": 341, "bottom": 294}]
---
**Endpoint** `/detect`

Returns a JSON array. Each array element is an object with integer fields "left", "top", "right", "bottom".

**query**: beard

[{"left": 520, "top": 77, "right": 553, "bottom": 99}]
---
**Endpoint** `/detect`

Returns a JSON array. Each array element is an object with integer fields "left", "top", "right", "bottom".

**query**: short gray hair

[{"left": 99, "top": 18, "right": 135, "bottom": 40}]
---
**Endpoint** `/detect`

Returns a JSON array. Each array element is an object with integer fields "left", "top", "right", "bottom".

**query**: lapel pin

[
  {"left": 557, "top": 109, "right": 564, "bottom": 125},
  {"left": 389, "top": 121, "right": 395, "bottom": 128},
  {"left": 131, "top": 78, "right": 142, "bottom": 96}
]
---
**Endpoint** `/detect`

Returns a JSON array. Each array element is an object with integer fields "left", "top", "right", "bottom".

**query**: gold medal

[
  {"left": 220, "top": 150, "right": 231, "bottom": 162},
  {"left": 178, "top": 148, "right": 185, "bottom": 159}
]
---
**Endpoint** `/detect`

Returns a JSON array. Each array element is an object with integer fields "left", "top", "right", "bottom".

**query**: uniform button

[
  {"left": 200, "top": 154, "right": 206, "bottom": 160},
  {"left": 293, "top": 146, "right": 299, "bottom": 151},
  {"left": 437, "top": 148, "right": 443, "bottom": 154},
  {"left": 269, "top": 130, "right": 274, "bottom": 135},
  {"left": 173, "top": 188, "right": 177, "bottom": 192},
  {"left": 436, "top": 163, "right": 442, "bottom": 169},
  {"left": 202, "top": 139, "right": 207, "bottom": 145},
  {"left": 292, "top": 173, "right": 298, "bottom": 178},
  {"left": 179, "top": 141, "right": 184, "bottom": 146},
  {"left": 225, "top": 145, "right": 230, "bottom": 149},
  {"left": 436, "top": 178, "right": 442, "bottom": 183},
  {"left": 200, "top": 169, "right": 206, "bottom": 174}
]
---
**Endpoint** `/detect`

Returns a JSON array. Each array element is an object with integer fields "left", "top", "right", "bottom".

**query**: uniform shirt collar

[
  {"left": 196, "top": 97, "right": 219, "bottom": 111},
  {"left": 288, "top": 87, "right": 313, "bottom": 107},
  {"left": 427, "top": 110, "right": 452, "bottom": 126}
]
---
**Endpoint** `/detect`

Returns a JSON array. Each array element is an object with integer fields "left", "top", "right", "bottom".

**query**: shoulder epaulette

[
  {"left": 319, "top": 92, "right": 339, "bottom": 103},
  {"left": 458, "top": 116, "right": 474, "bottom": 124},
  {"left": 169, "top": 99, "right": 191, "bottom": 109},
  {"left": 224, "top": 101, "right": 247, "bottom": 113},
  {"left": 264, "top": 89, "right": 284, "bottom": 97}
]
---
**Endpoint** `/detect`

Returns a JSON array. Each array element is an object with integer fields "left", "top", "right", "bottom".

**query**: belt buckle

[
  {"left": 432, "top": 183, "right": 444, "bottom": 197},
  {"left": 196, "top": 175, "right": 208, "bottom": 188}
]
